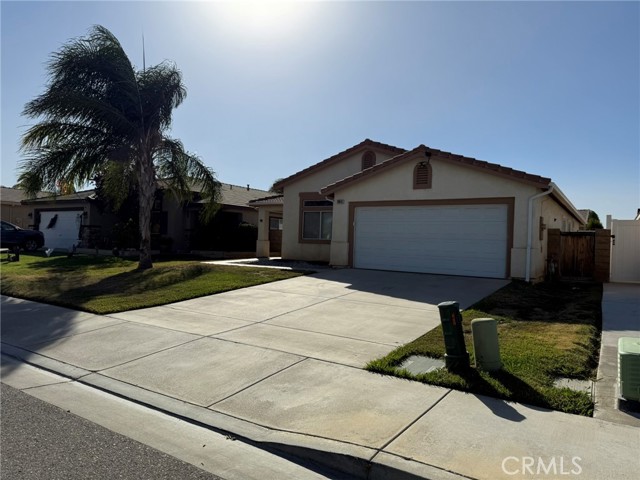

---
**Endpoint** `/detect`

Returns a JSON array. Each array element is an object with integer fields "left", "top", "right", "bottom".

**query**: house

[
  {"left": 0, "top": 186, "right": 49, "bottom": 228},
  {"left": 250, "top": 139, "right": 585, "bottom": 281},
  {"left": 22, "top": 183, "right": 272, "bottom": 252}
]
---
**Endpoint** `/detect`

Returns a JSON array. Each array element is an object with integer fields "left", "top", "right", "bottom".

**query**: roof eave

[
  {"left": 549, "top": 182, "right": 586, "bottom": 225},
  {"left": 320, "top": 146, "right": 426, "bottom": 195},
  {"left": 321, "top": 146, "right": 554, "bottom": 196},
  {"left": 274, "top": 139, "right": 406, "bottom": 190}
]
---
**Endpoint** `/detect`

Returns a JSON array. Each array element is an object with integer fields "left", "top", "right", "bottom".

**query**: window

[
  {"left": 299, "top": 193, "right": 333, "bottom": 242},
  {"left": 303, "top": 211, "right": 332, "bottom": 240},
  {"left": 269, "top": 217, "right": 283, "bottom": 230},
  {"left": 414, "top": 162, "right": 432, "bottom": 189},
  {"left": 303, "top": 200, "right": 333, "bottom": 207},
  {"left": 151, "top": 211, "right": 168, "bottom": 235},
  {"left": 362, "top": 150, "right": 376, "bottom": 170}
]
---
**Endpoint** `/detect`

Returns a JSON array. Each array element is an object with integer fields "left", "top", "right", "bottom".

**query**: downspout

[{"left": 526, "top": 183, "right": 555, "bottom": 282}]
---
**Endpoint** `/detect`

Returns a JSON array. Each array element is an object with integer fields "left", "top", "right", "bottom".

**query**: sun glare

[{"left": 213, "top": 1, "right": 313, "bottom": 43}]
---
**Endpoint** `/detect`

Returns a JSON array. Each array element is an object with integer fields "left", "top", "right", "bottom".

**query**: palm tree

[{"left": 19, "top": 25, "right": 219, "bottom": 269}]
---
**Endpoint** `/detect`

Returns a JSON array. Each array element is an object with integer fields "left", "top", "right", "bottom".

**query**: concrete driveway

[
  {"left": 5, "top": 271, "right": 639, "bottom": 480},
  {"left": 107, "top": 269, "right": 509, "bottom": 368}
]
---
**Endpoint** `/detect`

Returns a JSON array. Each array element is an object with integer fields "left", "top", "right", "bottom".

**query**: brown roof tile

[
  {"left": 248, "top": 194, "right": 284, "bottom": 206},
  {"left": 274, "top": 139, "right": 406, "bottom": 190},
  {"left": 320, "top": 144, "right": 552, "bottom": 195}
]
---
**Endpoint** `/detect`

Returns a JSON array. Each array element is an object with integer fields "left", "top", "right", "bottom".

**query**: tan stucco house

[
  {"left": 1, "top": 186, "right": 50, "bottom": 228},
  {"left": 251, "top": 139, "right": 584, "bottom": 281}
]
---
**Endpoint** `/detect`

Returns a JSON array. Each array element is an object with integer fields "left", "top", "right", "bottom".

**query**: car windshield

[{"left": 2, "top": 222, "right": 21, "bottom": 231}]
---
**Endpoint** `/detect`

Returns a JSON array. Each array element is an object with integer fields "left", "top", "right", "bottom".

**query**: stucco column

[{"left": 256, "top": 207, "right": 270, "bottom": 257}]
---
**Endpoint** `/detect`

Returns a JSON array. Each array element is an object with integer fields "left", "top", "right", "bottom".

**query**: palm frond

[
  {"left": 156, "top": 137, "right": 221, "bottom": 220},
  {"left": 137, "top": 63, "right": 187, "bottom": 133}
]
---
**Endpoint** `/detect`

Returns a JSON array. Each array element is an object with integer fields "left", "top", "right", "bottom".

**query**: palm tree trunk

[{"left": 137, "top": 155, "right": 156, "bottom": 270}]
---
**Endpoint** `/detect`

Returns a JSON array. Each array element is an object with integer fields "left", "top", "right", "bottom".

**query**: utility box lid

[{"left": 619, "top": 337, "right": 640, "bottom": 355}]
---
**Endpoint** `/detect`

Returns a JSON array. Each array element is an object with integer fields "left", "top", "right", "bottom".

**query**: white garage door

[
  {"left": 40, "top": 211, "right": 83, "bottom": 251},
  {"left": 354, "top": 204, "right": 508, "bottom": 278}
]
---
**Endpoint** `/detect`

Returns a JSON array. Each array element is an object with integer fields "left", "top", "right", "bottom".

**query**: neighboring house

[
  {"left": 0, "top": 186, "right": 49, "bottom": 228},
  {"left": 22, "top": 190, "right": 119, "bottom": 251},
  {"left": 578, "top": 209, "right": 591, "bottom": 224},
  {"left": 22, "top": 183, "right": 271, "bottom": 252},
  {"left": 250, "top": 139, "right": 585, "bottom": 281}
]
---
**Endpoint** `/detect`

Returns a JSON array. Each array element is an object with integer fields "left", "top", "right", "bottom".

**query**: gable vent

[
  {"left": 414, "top": 162, "right": 432, "bottom": 189},
  {"left": 362, "top": 151, "right": 376, "bottom": 170}
]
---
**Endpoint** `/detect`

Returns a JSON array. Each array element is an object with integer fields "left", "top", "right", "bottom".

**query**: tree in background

[
  {"left": 269, "top": 178, "right": 285, "bottom": 194},
  {"left": 586, "top": 210, "right": 603, "bottom": 230},
  {"left": 18, "top": 25, "right": 220, "bottom": 269}
]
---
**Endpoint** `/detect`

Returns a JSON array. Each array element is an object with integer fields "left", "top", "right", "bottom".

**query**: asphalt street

[{"left": 0, "top": 383, "right": 223, "bottom": 480}]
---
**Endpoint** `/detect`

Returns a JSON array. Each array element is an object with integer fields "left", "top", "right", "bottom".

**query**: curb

[{"left": 1, "top": 345, "right": 472, "bottom": 480}]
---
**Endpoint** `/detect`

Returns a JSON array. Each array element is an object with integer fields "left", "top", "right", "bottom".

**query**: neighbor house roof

[
  {"left": 23, "top": 184, "right": 271, "bottom": 209},
  {"left": 578, "top": 209, "right": 591, "bottom": 223},
  {"left": 248, "top": 194, "right": 284, "bottom": 207},
  {"left": 1, "top": 186, "right": 52, "bottom": 205},
  {"left": 22, "top": 189, "right": 97, "bottom": 204},
  {"left": 216, "top": 183, "right": 272, "bottom": 208},
  {"left": 273, "top": 139, "right": 406, "bottom": 190}
]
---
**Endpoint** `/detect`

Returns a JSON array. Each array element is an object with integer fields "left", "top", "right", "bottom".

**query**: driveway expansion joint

[
  {"left": 206, "top": 357, "right": 310, "bottom": 408},
  {"left": 98, "top": 335, "right": 205, "bottom": 373},
  {"left": 369, "top": 388, "right": 453, "bottom": 462}
]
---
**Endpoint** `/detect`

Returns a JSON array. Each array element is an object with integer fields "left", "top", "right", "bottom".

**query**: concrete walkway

[
  {"left": 594, "top": 283, "right": 640, "bottom": 426},
  {"left": 2, "top": 270, "right": 639, "bottom": 479}
]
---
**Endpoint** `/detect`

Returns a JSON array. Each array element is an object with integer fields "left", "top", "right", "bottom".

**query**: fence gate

[
  {"left": 559, "top": 232, "right": 595, "bottom": 279},
  {"left": 610, "top": 220, "right": 640, "bottom": 283},
  {"left": 547, "top": 229, "right": 611, "bottom": 281}
]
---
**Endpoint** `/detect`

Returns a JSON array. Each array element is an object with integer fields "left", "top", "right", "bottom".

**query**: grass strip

[
  {"left": 1, "top": 253, "right": 303, "bottom": 314},
  {"left": 366, "top": 281, "right": 602, "bottom": 416}
]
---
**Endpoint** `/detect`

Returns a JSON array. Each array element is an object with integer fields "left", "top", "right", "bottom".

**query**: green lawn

[
  {"left": 366, "top": 281, "right": 602, "bottom": 416},
  {"left": 1, "top": 253, "right": 302, "bottom": 314}
]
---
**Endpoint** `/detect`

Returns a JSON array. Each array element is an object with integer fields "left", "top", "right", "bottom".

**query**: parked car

[{"left": 1, "top": 220, "right": 45, "bottom": 251}]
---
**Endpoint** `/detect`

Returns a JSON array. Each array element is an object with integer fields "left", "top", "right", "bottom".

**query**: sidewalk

[
  {"left": 1, "top": 272, "right": 639, "bottom": 480},
  {"left": 594, "top": 283, "right": 640, "bottom": 426}
]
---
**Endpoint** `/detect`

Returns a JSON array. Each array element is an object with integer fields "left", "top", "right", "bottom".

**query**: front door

[{"left": 268, "top": 216, "right": 283, "bottom": 255}]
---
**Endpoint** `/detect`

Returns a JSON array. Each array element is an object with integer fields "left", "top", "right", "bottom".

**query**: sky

[{"left": 1, "top": 1, "right": 639, "bottom": 220}]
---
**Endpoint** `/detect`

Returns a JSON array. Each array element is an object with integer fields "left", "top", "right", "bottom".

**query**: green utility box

[
  {"left": 618, "top": 337, "right": 640, "bottom": 402},
  {"left": 437, "top": 301, "right": 470, "bottom": 370}
]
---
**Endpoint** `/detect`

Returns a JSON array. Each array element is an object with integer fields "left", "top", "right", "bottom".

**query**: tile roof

[
  {"left": 248, "top": 194, "right": 284, "bottom": 206},
  {"left": 321, "top": 144, "right": 552, "bottom": 195},
  {"left": 273, "top": 139, "right": 406, "bottom": 190}
]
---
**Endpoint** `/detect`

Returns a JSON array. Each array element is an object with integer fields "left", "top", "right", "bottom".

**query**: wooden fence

[{"left": 547, "top": 229, "right": 611, "bottom": 282}]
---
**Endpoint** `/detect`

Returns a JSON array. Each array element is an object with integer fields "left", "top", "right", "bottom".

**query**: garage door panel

[{"left": 354, "top": 204, "right": 508, "bottom": 278}]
